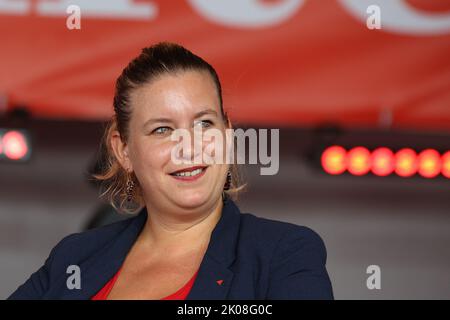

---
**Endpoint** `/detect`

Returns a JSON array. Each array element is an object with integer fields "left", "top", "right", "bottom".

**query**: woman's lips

[
  {"left": 169, "top": 166, "right": 208, "bottom": 182},
  {"left": 169, "top": 165, "right": 207, "bottom": 175}
]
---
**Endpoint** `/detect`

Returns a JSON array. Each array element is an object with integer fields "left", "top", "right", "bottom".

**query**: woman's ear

[{"left": 110, "top": 130, "right": 133, "bottom": 172}]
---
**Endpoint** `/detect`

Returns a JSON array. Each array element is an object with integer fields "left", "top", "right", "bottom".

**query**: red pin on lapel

[{"left": 216, "top": 279, "right": 224, "bottom": 286}]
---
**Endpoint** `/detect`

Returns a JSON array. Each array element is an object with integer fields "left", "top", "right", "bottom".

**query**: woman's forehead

[{"left": 130, "top": 71, "right": 221, "bottom": 120}]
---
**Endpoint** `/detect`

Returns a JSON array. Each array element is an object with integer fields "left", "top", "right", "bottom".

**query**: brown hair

[{"left": 92, "top": 42, "right": 246, "bottom": 214}]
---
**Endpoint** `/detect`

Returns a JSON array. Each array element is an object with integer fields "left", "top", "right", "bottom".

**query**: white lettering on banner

[
  {"left": 39, "top": 0, "right": 157, "bottom": 19},
  {"left": 0, "top": 0, "right": 28, "bottom": 15},
  {"left": 0, "top": 0, "right": 158, "bottom": 19},
  {"left": 0, "top": 0, "right": 449, "bottom": 35},
  {"left": 188, "top": 0, "right": 305, "bottom": 28},
  {"left": 340, "top": 0, "right": 450, "bottom": 35}
]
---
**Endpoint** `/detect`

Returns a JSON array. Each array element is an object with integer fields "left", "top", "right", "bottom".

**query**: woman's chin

[{"left": 172, "top": 191, "right": 209, "bottom": 209}]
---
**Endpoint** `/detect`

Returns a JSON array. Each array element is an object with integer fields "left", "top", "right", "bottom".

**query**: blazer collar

[
  {"left": 49, "top": 197, "right": 241, "bottom": 299},
  {"left": 186, "top": 196, "right": 241, "bottom": 300}
]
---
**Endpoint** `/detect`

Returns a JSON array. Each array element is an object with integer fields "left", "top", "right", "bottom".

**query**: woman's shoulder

[
  {"left": 52, "top": 207, "right": 328, "bottom": 265},
  {"left": 237, "top": 211, "right": 328, "bottom": 257},
  {"left": 51, "top": 213, "right": 139, "bottom": 258},
  {"left": 55, "top": 210, "right": 326, "bottom": 255},
  {"left": 239, "top": 211, "right": 326, "bottom": 242},
  {"left": 237, "top": 212, "right": 333, "bottom": 299},
  {"left": 7, "top": 214, "right": 142, "bottom": 300}
]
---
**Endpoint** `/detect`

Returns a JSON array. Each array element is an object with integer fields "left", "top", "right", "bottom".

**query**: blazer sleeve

[
  {"left": 266, "top": 226, "right": 334, "bottom": 300},
  {"left": 7, "top": 236, "right": 68, "bottom": 300}
]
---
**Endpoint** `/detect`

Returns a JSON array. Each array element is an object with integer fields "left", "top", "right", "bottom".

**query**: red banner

[{"left": 1, "top": 0, "right": 450, "bottom": 132}]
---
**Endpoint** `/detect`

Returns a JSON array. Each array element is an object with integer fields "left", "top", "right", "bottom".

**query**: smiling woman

[
  {"left": 93, "top": 42, "right": 246, "bottom": 215},
  {"left": 8, "top": 42, "right": 333, "bottom": 300}
]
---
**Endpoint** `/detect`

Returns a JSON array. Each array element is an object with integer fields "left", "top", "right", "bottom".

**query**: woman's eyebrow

[
  {"left": 143, "top": 109, "right": 218, "bottom": 128},
  {"left": 194, "top": 109, "right": 218, "bottom": 118},
  {"left": 142, "top": 117, "right": 173, "bottom": 129}
]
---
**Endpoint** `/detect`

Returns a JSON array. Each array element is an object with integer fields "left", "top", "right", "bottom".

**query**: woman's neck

[{"left": 136, "top": 198, "right": 223, "bottom": 256}]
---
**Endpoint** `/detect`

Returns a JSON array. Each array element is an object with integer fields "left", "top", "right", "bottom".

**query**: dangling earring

[
  {"left": 223, "top": 170, "right": 232, "bottom": 190},
  {"left": 222, "top": 170, "right": 232, "bottom": 202},
  {"left": 126, "top": 172, "right": 135, "bottom": 202}
]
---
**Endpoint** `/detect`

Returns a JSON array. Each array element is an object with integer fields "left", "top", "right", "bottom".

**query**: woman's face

[{"left": 118, "top": 70, "right": 230, "bottom": 213}]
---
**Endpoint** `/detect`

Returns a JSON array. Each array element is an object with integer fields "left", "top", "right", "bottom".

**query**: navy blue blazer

[{"left": 8, "top": 197, "right": 333, "bottom": 300}]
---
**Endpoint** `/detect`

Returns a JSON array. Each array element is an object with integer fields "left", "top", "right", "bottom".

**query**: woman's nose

[{"left": 174, "top": 127, "right": 205, "bottom": 164}]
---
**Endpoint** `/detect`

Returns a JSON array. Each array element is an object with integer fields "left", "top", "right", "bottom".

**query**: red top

[{"left": 91, "top": 267, "right": 199, "bottom": 300}]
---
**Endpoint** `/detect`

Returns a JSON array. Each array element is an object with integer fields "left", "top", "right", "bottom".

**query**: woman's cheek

[
  {"left": 203, "top": 133, "right": 226, "bottom": 164},
  {"left": 143, "top": 143, "right": 173, "bottom": 171}
]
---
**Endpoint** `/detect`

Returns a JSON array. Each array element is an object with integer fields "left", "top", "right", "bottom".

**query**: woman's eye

[
  {"left": 195, "top": 120, "right": 213, "bottom": 128},
  {"left": 152, "top": 127, "right": 171, "bottom": 135},
  {"left": 151, "top": 121, "right": 212, "bottom": 135}
]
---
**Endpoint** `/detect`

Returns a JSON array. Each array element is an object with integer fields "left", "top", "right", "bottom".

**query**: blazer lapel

[
  {"left": 46, "top": 197, "right": 241, "bottom": 300},
  {"left": 186, "top": 197, "right": 241, "bottom": 300}
]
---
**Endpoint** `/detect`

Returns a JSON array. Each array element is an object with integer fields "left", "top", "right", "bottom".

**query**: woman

[{"left": 8, "top": 42, "right": 333, "bottom": 300}]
